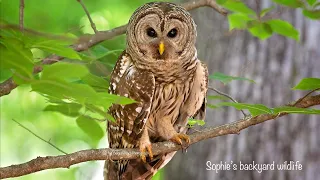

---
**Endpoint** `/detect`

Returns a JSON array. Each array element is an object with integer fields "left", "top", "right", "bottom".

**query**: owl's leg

[
  {"left": 156, "top": 116, "right": 190, "bottom": 147},
  {"left": 139, "top": 127, "right": 153, "bottom": 163}
]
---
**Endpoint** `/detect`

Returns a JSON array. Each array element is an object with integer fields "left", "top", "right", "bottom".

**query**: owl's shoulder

[{"left": 109, "top": 51, "right": 155, "bottom": 101}]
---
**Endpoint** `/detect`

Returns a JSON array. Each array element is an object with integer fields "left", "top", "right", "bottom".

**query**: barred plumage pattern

[{"left": 104, "top": 2, "right": 208, "bottom": 180}]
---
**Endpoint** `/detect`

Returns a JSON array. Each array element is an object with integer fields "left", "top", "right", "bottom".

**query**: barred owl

[{"left": 105, "top": 2, "right": 208, "bottom": 180}]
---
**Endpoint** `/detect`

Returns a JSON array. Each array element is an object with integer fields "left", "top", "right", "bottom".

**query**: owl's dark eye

[
  {"left": 146, "top": 27, "right": 157, "bottom": 38},
  {"left": 167, "top": 28, "right": 178, "bottom": 38}
]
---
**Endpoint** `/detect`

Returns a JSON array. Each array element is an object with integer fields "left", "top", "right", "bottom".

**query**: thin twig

[
  {"left": 77, "top": 0, "right": 98, "bottom": 34},
  {"left": 1, "top": 94, "right": 319, "bottom": 179},
  {"left": 255, "top": 0, "right": 261, "bottom": 20},
  {"left": 293, "top": 88, "right": 320, "bottom": 106},
  {"left": 11, "top": 119, "right": 68, "bottom": 155},
  {"left": 19, "top": 0, "right": 25, "bottom": 32},
  {"left": 208, "top": 86, "right": 247, "bottom": 117}
]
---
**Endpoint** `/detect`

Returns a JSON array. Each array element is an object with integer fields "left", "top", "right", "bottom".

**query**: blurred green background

[{"left": 0, "top": 0, "right": 166, "bottom": 179}]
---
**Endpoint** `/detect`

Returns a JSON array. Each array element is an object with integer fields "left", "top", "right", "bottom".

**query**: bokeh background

[{"left": 1, "top": 0, "right": 319, "bottom": 180}]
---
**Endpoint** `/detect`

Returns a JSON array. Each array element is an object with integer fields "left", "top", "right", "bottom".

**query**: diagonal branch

[
  {"left": 11, "top": 119, "right": 68, "bottom": 155},
  {"left": 1, "top": 94, "right": 319, "bottom": 179},
  {"left": 0, "top": 0, "right": 227, "bottom": 97}
]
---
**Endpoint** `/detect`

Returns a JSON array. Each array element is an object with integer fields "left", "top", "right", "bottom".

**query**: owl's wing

[
  {"left": 191, "top": 61, "right": 208, "bottom": 121},
  {"left": 106, "top": 51, "right": 155, "bottom": 178}
]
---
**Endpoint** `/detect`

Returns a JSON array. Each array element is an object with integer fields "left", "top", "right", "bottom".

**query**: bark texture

[{"left": 165, "top": 1, "right": 320, "bottom": 180}]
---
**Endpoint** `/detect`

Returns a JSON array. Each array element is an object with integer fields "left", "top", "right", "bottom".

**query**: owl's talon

[
  {"left": 140, "top": 144, "right": 153, "bottom": 163},
  {"left": 170, "top": 133, "right": 190, "bottom": 148}
]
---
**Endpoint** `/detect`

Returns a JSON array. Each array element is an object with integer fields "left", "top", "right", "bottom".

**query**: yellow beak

[{"left": 159, "top": 41, "right": 165, "bottom": 55}]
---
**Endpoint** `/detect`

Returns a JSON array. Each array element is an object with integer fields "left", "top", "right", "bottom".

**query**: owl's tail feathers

[
  {"left": 121, "top": 152, "right": 177, "bottom": 180},
  {"left": 104, "top": 160, "right": 120, "bottom": 180}
]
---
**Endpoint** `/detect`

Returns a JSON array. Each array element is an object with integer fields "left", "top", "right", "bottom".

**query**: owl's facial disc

[{"left": 133, "top": 13, "right": 193, "bottom": 61}]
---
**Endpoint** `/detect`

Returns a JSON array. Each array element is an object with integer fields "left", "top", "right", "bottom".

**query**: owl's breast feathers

[{"left": 105, "top": 51, "right": 208, "bottom": 180}]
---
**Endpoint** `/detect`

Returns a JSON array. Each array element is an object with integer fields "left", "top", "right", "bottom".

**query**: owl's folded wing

[{"left": 108, "top": 52, "right": 155, "bottom": 150}]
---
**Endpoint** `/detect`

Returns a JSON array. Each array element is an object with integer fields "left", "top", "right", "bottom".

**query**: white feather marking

[
  {"left": 126, "top": 129, "right": 132, "bottom": 134},
  {"left": 143, "top": 117, "right": 147, "bottom": 123},
  {"left": 145, "top": 107, "right": 151, "bottom": 112},
  {"left": 193, "top": 49, "right": 198, "bottom": 60},
  {"left": 119, "top": 55, "right": 130, "bottom": 77},
  {"left": 135, "top": 107, "right": 142, "bottom": 113},
  {"left": 112, "top": 83, "right": 116, "bottom": 90},
  {"left": 127, "top": 66, "right": 135, "bottom": 77},
  {"left": 114, "top": 76, "right": 120, "bottom": 83},
  {"left": 120, "top": 127, "right": 124, "bottom": 131},
  {"left": 110, "top": 125, "right": 119, "bottom": 131},
  {"left": 124, "top": 93, "right": 129, "bottom": 97}
]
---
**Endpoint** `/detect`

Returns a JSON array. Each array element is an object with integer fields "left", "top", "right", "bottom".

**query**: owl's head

[{"left": 126, "top": 2, "right": 197, "bottom": 66}]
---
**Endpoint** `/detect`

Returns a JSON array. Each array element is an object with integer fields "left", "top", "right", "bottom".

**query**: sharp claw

[
  {"left": 139, "top": 144, "right": 153, "bottom": 163},
  {"left": 140, "top": 146, "right": 147, "bottom": 163},
  {"left": 147, "top": 144, "right": 153, "bottom": 160},
  {"left": 170, "top": 133, "right": 190, "bottom": 147}
]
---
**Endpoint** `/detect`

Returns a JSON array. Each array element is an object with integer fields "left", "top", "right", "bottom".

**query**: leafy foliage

[
  {"left": 292, "top": 78, "right": 320, "bottom": 90},
  {"left": 188, "top": 119, "right": 206, "bottom": 127},
  {"left": 217, "top": 102, "right": 273, "bottom": 116},
  {"left": 213, "top": 78, "right": 320, "bottom": 116},
  {"left": 266, "top": 19, "right": 299, "bottom": 41},
  {"left": 0, "top": 19, "right": 137, "bottom": 165},
  {"left": 218, "top": 0, "right": 320, "bottom": 40}
]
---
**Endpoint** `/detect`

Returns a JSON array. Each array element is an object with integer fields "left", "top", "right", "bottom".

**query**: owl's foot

[
  {"left": 170, "top": 133, "right": 190, "bottom": 148},
  {"left": 139, "top": 143, "right": 153, "bottom": 163}
]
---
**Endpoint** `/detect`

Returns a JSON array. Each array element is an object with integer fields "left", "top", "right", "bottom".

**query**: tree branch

[
  {"left": 1, "top": 94, "right": 319, "bottom": 179},
  {"left": 0, "top": 0, "right": 227, "bottom": 97},
  {"left": 77, "top": 0, "right": 98, "bottom": 34}
]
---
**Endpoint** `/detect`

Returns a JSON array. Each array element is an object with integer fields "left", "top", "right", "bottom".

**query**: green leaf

[
  {"left": 188, "top": 119, "right": 205, "bottom": 127},
  {"left": 81, "top": 74, "right": 109, "bottom": 92},
  {"left": 216, "top": 0, "right": 228, "bottom": 5},
  {"left": 96, "top": 92, "right": 136, "bottom": 105},
  {"left": 79, "top": 45, "right": 122, "bottom": 61},
  {"left": 31, "top": 79, "right": 97, "bottom": 104},
  {"left": 44, "top": 103, "right": 82, "bottom": 117},
  {"left": 0, "top": 26, "right": 80, "bottom": 59},
  {"left": 0, "top": 38, "right": 34, "bottom": 83},
  {"left": 228, "top": 13, "right": 252, "bottom": 30},
  {"left": 267, "top": 19, "right": 299, "bottom": 41},
  {"left": 274, "top": 106, "right": 320, "bottom": 114},
  {"left": 209, "top": 72, "right": 255, "bottom": 85},
  {"left": 292, "top": 78, "right": 320, "bottom": 90},
  {"left": 218, "top": 102, "right": 273, "bottom": 116},
  {"left": 76, "top": 115, "right": 104, "bottom": 140},
  {"left": 248, "top": 22, "right": 273, "bottom": 40},
  {"left": 222, "top": 0, "right": 256, "bottom": 15},
  {"left": 307, "top": 0, "right": 316, "bottom": 6},
  {"left": 272, "top": 0, "right": 304, "bottom": 8},
  {"left": 302, "top": 9, "right": 320, "bottom": 19},
  {"left": 207, "top": 95, "right": 230, "bottom": 101},
  {"left": 32, "top": 40, "right": 81, "bottom": 60},
  {"left": 207, "top": 103, "right": 219, "bottom": 109},
  {"left": 260, "top": 7, "right": 275, "bottom": 17},
  {"left": 41, "top": 62, "right": 89, "bottom": 80}
]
